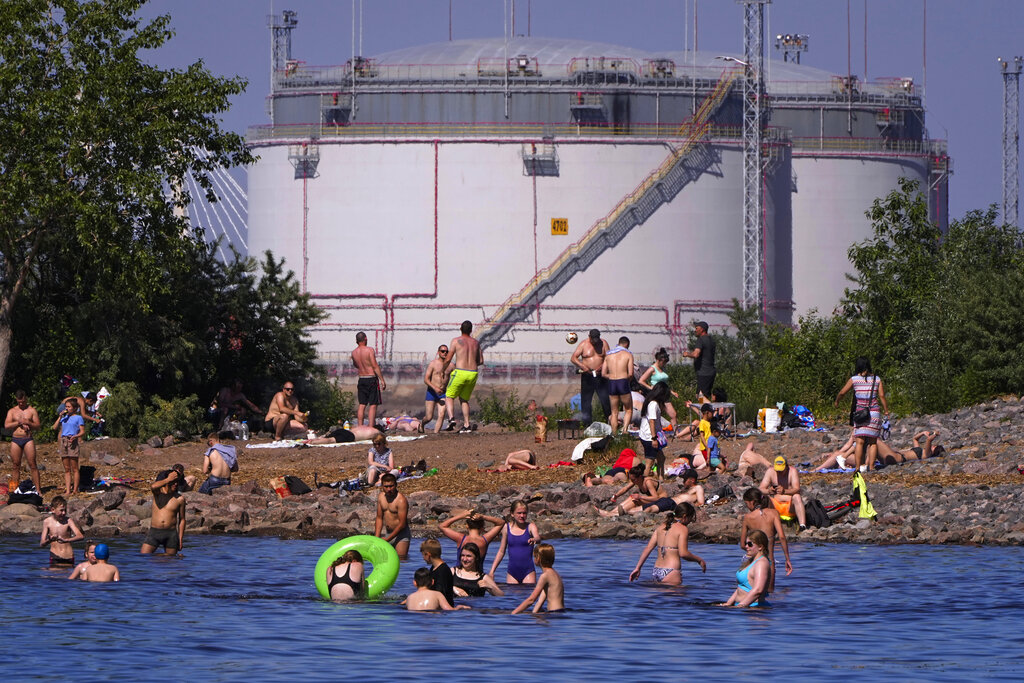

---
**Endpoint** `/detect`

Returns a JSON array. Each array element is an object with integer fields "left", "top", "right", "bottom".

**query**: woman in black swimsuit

[
  {"left": 452, "top": 543, "right": 503, "bottom": 598},
  {"left": 326, "top": 550, "right": 365, "bottom": 601}
]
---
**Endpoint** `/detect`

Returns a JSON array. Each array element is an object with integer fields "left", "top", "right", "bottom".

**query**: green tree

[{"left": 0, "top": 0, "right": 252, "bottom": 395}]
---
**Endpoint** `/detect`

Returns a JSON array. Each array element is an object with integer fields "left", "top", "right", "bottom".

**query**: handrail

[{"left": 474, "top": 68, "right": 741, "bottom": 345}]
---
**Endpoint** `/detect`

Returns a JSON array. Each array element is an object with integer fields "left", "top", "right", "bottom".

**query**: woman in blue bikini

[
  {"left": 488, "top": 500, "right": 541, "bottom": 584},
  {"left": 638, "top": 348, "right": 679, "bottom": 432},
  {"left": 720, "top": 529, "right": 770, "bottom": 607},
  {"left": 628, "top": 502, "right": 706, "bottom": 586}
]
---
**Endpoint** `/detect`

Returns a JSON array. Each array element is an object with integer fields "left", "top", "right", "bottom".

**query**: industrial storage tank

[{"left": 246, "top": 30, "right": 948, "bottom": 363}]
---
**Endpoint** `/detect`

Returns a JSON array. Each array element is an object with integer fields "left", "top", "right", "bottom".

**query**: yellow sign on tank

[{"left": 551, "top": 218, "right": 568, "bottom": 235}]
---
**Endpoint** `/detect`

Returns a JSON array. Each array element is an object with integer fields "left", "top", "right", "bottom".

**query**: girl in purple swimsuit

[{"left": 488, "top": 500, "right": 541, "bottom": 584}]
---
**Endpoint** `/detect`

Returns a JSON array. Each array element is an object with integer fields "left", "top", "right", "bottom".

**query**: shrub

[
  {"left": 99, "top": 382, "right": 145, "bottom": 439},
  {"left": 138, "top": 394, "right": 204, "bottom": 440},
  {"left": 302, "top": 375, "right": 354, "bottom": 431},
  {"left": 478, "top": 389, "right": 532, "bottom": 431}
]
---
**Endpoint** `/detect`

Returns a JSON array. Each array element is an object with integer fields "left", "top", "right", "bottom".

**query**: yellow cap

[{"left": 773, "top": 456, "right": 787, "bottom": 471}]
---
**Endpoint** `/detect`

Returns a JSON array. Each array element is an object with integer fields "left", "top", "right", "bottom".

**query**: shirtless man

[
  {"left": 6, "top": 390, "right": 41, "bottom": 492},
  {"left": 434, "top": 321, "right": 483, "bottom": 434},
  {"left": 141, "top": 470, "right": 186, "bottom": 555},
  {"left": 40, "top": 495, "right": 84, "bottom": 568},
  {"left": 214, "top": 379, "right": 261, "bottom": 427},
  {"left": 263, "top": 381, "right": 307, "bottom": 440},
  {"left": 199, "top": 433, "right": 238, "bottom": 494},
  {"left": 423, "top": 344, "right": 451, "bottom": 429},
  {"left": 375, "top": 473, "right": 410, "bottom": 559},
  {"left": 352, "top": 332, "right": 386, "bottom": 427},
  {"left": 570, "top": 329, "right": 611, "bottom": 424},
  {"left": 306, "top": 423, "right": 381, "bottom": 445},
  {"left": 670, "top": 469, "right": 706, "bottom": 506},
  {"left": 736, "top": 440, "right": 774, "bottom": 479},
  {"left": 759, "top": 456, "right": 807, "bottom": 531},
  {"left": 739, "top": 487, "right": 793, "bottom": 592},
  {"left": 602, "top": 336, "right": 634, "bottom": 434}
]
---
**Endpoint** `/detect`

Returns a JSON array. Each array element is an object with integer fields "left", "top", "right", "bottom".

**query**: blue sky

[{"left": 140, "top": 0, "right": 1024, "bottom": 224}]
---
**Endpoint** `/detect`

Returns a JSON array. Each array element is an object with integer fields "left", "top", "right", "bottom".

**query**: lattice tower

[
  {"left": 1001, "top": 56, "right": 1022, "bottom": 229},
  {"left": 740, "top": 0, "right": 770, "bottom": 311}
]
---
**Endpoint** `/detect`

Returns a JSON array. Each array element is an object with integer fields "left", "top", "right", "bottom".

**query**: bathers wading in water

[
  {"left": 327, "top": 564, "right": 364, "bottom": 598},
  {"left": 386, "top": 525, "right": 411, "bottom": 547},
  {"left": 144, "top": 526, "right": 180, "bottom": 550},
  {"left": 505, "top": 523, "right": 534, "bottom": 582},
  {"left": 452, "top": 570, "right": 486, "bottom": 597},
  {"left": 49, "top": 552, "right": 74, "bottom": 567},
  {"left": 652, "top": 566, "right": 676, "bottom": 582}
]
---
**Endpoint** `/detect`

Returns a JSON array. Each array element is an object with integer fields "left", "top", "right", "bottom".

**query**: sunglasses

[
  {"left": 744, "top": 541, "right": 756, "bottom": 548},
  {"left": 283, "top": 387, "right": 294, "bottom": 392}
]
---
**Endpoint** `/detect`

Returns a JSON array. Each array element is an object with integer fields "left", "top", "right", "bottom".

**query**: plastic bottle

[
  {"left": 343, "top": 420, "right": 350, "bottom": 430},
  {"left": 230, "top": 420, "right": 241, "bottom": 439},
  {"left": 240, "top": 421, "right": 250, "bottom": 441}
]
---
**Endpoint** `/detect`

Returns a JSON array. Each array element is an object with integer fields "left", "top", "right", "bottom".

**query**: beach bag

[
  {"left": 804, "top": 498, "right": 832, "bottom": 528},
  {"left": 850, "top": 377, "right": 876, "bottom": 427},
  {"left": 284, "top": 475, "right": 312, "bottom": 495},
  {"left": 825, "top": 499, "right": 860, "bottom": 521},
  {"left": 759, "top": 408, "right": 781, "bottom": 433},
  {"left": 8, "top": 480, "right": 43, "bottom": 506},
  {"left": 269, "top": 476, "right": 291, "bottom": 498},
  {"left": 792, "top": 405, "right": 815, "bottom": 429},
  {"left": 655, "top": 430, "right": 668, "bottom": 448}
]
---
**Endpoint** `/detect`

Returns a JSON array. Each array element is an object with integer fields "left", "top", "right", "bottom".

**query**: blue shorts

[
  {"left": 607, "top": 378, "right": 631, "bottom": 396},
  {"left": 425, "top": 386, "right": 444, "bottom": 402}
]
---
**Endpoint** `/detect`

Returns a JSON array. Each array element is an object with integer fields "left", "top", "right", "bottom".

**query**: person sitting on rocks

[
  {"left": 593, "top": 465, "right": 674, "bottom": 517},
  {"left": 366, "top": 433, "right": 397, "bottom": 486},
  {"left": 759, "top": 456, "right": 807, "bottom": 532},
  {"left": 199, "top": 433, "right": 238, "bottom": 495},
  {"left": 213, "top": 379, "right": 261, "bottom": 428},
  {"left": 262, "top": 381, "right": 307, "bottom": 440},
  {"left": 583, "top": 448, "right": 643, "bottom": 487},
  {"left": 496, "top": 450, "right": 538, "bottom": 472},
  {"left": 736, "top": 441, "right": 775, "bottom": 479},
  {"left": 670, "top": 469, "right": 706, "bottom": 507}
]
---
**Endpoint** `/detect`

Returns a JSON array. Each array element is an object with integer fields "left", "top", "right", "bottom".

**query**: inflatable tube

[{"left": 315, "top": 534, "right": 400, "bottom": 600}]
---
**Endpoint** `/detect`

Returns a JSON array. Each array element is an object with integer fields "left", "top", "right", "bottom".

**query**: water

[{"left": 3, "top": 535, "right": 1022, "bottom": 681}]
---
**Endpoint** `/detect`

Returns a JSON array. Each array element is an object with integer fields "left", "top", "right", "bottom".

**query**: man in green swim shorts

[{"left": 434, "top": 320, "right": 483, "bottom": 434}]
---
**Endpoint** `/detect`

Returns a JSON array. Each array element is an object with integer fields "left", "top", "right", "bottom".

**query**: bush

[
  {"left": 542, "top": 402, "right": 574, "bottom": 422},
  {"left": 99, "top": 382, "right": 145, "bottom": 439},
  {"left": 138, "top": 395, "right": 204, "bottom": 440},
  {"left": 302, "top": 375, "right": 354, "bottom": 431},
  {"left": 478, "top": 389, "right": 532, "bottom": 431}
]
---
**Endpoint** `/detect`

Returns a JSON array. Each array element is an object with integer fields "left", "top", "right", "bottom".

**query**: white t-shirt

[{"left": 638, "top": 401, "right": 661, "bottom": 442}]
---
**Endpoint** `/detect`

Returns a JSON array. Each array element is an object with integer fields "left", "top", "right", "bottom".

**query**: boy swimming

[
  {"left": 405, "top": 567, "right": 469, "bottom": 611},
  {"left": 511, "top": 543, "right": 564, "bottom": 614},
  {"left": 40, "top": 495, "right": 84, "bottom": 567}
]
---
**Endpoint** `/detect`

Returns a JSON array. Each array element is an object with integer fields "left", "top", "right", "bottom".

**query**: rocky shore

[{"left": 2, "top": 398, "right": 1023, "bottom": 546}]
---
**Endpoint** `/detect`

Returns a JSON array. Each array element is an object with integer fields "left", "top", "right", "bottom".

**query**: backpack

[
  {"left": 791, "top": 405, "right": 815, "bottom": 429},
  {"left": 8, "top": 479, "right": 43, "bottom": 507},
  {"left": 284, "top": 475, "right": 312, "bottom": 496},
  {"left": 804, "top": 498, "right": 832, "bottom": 528}
]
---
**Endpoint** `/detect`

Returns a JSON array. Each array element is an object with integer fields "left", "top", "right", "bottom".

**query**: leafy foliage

[
  {"left": 138, "top": 395, "right": 204, "bottom": 440},
  {"left": 478, "top": 390, "right": 533, "bottom": 431}
]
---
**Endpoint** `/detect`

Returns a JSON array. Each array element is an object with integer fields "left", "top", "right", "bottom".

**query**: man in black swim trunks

[
  {"left": 352, "top": 331, "right": 386, "bottom": 428},
  {"left": 141, "top": 470, "right": 186, "bottom": 555},
  {"left": 375, "top": 473, "right": 410, "bottom": 559},
  {"left": 602, "top": 336, "right": 634, "bottom": 435}
]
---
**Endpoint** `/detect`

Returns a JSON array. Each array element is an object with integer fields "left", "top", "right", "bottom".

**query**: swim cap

[
  {"left": 773, "top": 456, "right": 788, "bottom": 471},
  {"left": 94, "top": 543, "right": 109, "bottom": 560}
]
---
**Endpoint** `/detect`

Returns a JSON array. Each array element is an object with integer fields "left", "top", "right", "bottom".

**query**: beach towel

[{"left": 246, "top": 435, "right": 425, "bottom": 449}]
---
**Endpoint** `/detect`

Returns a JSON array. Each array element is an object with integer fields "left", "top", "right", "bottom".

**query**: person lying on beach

[
  {"left": 582, "top": 448, "right": 642, "bottom": 486},
  {"left": 628, "top": 502, "right": 706, "bottom": 586},
  {"left": 68, "top": 542, "right": 97, "bottom": 580},
  {"left": 405, "top": 567, "right": 469, "bottom": 611},
  {"left": 809, "top": 435, "right": 857, "bottom": 472},
  {"left": 593, "top": 465, "right": 673, "bottom": 517},
  {"left": 40, "top": 495, "right": 84, "bottom": 568},
  {"left": 876, "top": 431, "right": 944, "bottom": 466},
  {"left": 739, "top": 488, "right": 792, "bottom": 593},
  {"left": 382, "top": 415, "right": 424, "bottom": 434},
  {"left": 511, "top": 543, "right": 564, "bottom": 614},
  {"left": 81, "top": 543, "right": 118, "bottom": 582},
  {"left": 736, "top": 441, "right": 777, "bottom": 479},
  {"left": 671, "top": 469, "right": 705, "bottom": 507},
  {"left": 496, "top": 450, "right": 538, "bottom": 472},
  {"left": 439, "top": 508, "right": 505, "bottom": 563},
  {"left": 306, "top": 423, "right": 381, "bottom": 445},
  {"left": 141, "top": 470, "right": 186, "bottom": 555}
]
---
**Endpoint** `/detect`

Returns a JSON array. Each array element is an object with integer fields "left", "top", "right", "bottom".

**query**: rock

[
  {"left": 237, "top": 480, "right": 265, "bottom": 496},
  {"left": 0, "top": 503, "right": 43, "bottom": 520},
  {"left": 146, "top": 436, "right": 163, "bottom": 448},
  {"left": 163, "top": 435, "right": 175, "bottom": 448},
  {"left": 100, "top": 487, "right": 127, "bottom": 511},
  {"left": 455, "top": 463, "right": 469, "bottom": 471},
  {"left": 102, "top": 454, "right": 121, "bottom": 466},
  {"left": 479, "top": 460, "right": 495, "bottom": 468}
]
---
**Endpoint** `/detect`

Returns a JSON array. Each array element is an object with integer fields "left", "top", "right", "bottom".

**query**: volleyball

[{"left": 565, "top": 331, "right": 578, "bottom": 344}]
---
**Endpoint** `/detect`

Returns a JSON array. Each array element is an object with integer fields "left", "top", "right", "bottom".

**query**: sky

[{"left": 138, "top": 0, "right": 1024, "bottom": 224}]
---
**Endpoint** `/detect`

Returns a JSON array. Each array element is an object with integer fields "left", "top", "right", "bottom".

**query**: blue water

[{"left": 2, "top": 535, "right": 1022, "bottom": 681}]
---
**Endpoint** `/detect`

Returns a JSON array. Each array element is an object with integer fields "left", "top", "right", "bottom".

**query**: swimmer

[
  {"left": 420, "top": 539, "right": 455, "bottom": 607},
  {"left": 720, "top": 529, "right": 770, "bottom": 608},
  {"left": 452, "top": 543, "right": 504, "bottom": 598},
  {"left": 81, "top": 543, "right": 118, "bottom": 582},
  {"left": 488, "top": 500, "right": 541, "bottom": 583},
  {"left": 628, "top": 503, "right": 706, "bottom": 586},
  {"left": 405, "top": 567, "right": 470, "bottom": 611},
  {"left": 511, "top": 543, "right": 564, "bottom": 614},
  {"left": 374, "top": 473, "right": 410, "bottom": 559},
  {"left": 40, "top": 495, "right": 83, "bottom": 567},
  {"left": 68, "top": 542, "right": 97, "bottom": 580},
  {"left": 739, "top": 488, "right": 792, "bottom": 593},
  {"left": 5, "top": 390, "right": 41, "bottom": 493},
  {"left": 593, "top": 465, "right": 673, "bottom": 517},
  {"left": 141, "top": 469, "right": 186, "bottom": 555},
  {"left": 325, "top": 549, "right": 365, "bottom": 601},
  {"left": 496, "top": 450, "right": 538, "bottom": 472},
  {"left": 582, "top": 448, "right": 642, "bottom": 486},
  {"left": 439, "top": 508, "right": 504, "bottom": 563}
]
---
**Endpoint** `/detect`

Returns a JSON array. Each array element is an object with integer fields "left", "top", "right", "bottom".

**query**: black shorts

[
  {"left": 357, "top": 377, "right": 381, "bottom": 406},
  {"left": 643, "top": 497, "right": 676, "bottom": 513},
  {"left": 696, "top": 373, "right": 715, "bottom": 399},
  {"left": 605, "top": 467, "right": 626, "bottom": 478},
  {"left": 327, "top": 427, "right": 355, "bottom": 443},
  {"left": 262, "top": 419, "right": 275, "bottom": 433},
  {"left": 144, "top": 526, "right": 180, "bottom": 550}
]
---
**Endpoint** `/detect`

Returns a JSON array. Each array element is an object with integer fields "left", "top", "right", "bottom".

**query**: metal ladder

[{"left": 476, "top": 69, "right": 741, "bottom": 349}]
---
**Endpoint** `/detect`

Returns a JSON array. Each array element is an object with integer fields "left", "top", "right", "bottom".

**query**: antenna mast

[{"left": 1001, "top": 56, "right": 1022, "bottom": 230}]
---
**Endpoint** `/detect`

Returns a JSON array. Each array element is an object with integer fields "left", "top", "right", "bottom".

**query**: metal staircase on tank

[{"left": 476, "top": 69, "right": 741, "bottom": 349}]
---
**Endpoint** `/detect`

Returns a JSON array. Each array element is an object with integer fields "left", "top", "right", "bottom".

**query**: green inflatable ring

[{"left": 315, "top": 535, "right": 400, "bottom": 600}]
